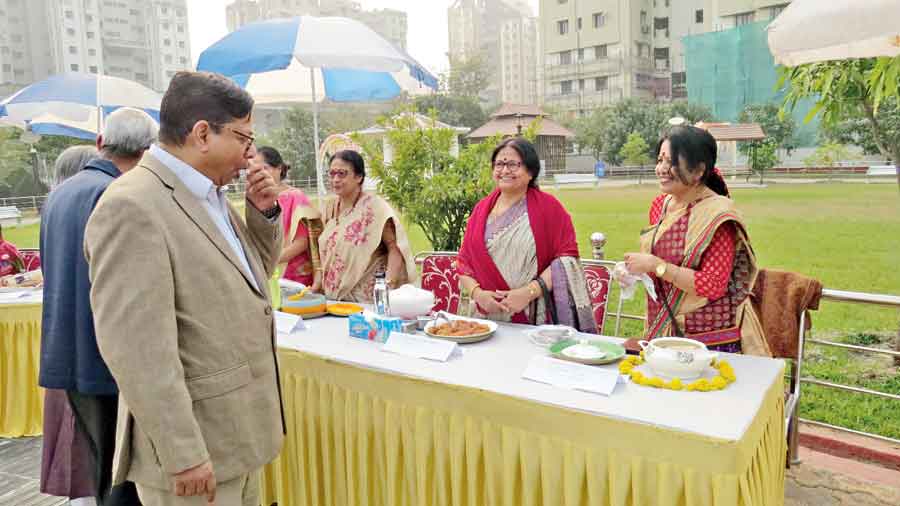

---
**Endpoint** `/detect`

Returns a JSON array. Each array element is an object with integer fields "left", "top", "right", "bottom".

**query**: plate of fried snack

[{"left": 423, "top": 312, "right": 498, "bottom": 344}]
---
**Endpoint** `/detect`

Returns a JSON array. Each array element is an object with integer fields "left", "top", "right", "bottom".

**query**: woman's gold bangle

[{"left": 528, "top": 281, "right": 538, "bottom": 298}]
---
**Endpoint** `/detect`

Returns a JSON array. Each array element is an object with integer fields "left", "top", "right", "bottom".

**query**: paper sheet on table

[
  {"left": 0, "top": 289, "right": 41, "bottom": 304},
  {"left": 382, "top": 332, "right": 459, "bottom": 362},
  {"left": 274, "top": 311, "right": 306, "bottom": 334},
  {"left": 522, "top": 355, "right": 620, "bottom": 396}
]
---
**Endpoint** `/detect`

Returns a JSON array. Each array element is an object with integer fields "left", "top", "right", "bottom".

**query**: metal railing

[{"left": 796, "top": 289, "right": 900, "bottom": 445}]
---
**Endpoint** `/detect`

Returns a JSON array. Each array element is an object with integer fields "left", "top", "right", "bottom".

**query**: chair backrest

[
  {"left": 582, "top": 263, "right": 611, "bottom": 334},
  {"left": 19, "top": 248, "right": 41, "bottom": 272},
  {"left": 417, "top": 251, "right": 615, "bottom": 333},
  {"left": 420, "top": 253, "right": 460, "bottom": 314}
]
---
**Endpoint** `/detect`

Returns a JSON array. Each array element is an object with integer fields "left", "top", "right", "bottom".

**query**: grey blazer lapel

[{"left": 139, "top": 153, "right": 263, "bottom": 294}]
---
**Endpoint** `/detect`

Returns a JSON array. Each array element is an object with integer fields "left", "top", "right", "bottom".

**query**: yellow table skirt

[
  {"left": 0, "top": 303, "right": 43, "bottom": 437},
  {"left": 261, "top": 349, "right": 786, "bottom": 506}
]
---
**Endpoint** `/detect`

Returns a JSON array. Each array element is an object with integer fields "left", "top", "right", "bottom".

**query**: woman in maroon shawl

[{"left": 456, "top": 138, "right": 597, "bottom": 332}]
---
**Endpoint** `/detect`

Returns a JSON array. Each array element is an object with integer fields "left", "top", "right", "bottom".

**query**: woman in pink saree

[
  {"left": 456, "top": 138, "right": 597, "bottom": 332},
  {"left": 255, "top": 146, "right": 320, "bottom": 288}
]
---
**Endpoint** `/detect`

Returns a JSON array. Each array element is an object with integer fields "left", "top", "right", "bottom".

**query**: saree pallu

[
  {"left": 319, "top": 193, "right": 416, "bottom": 303},
  {"left": 278, "top": 188, "right": 318, "bottom": 286},
  {"left": 639, "top": 195, "right": 769, "bottom": 355},
  {"left": 457, "top": 188, "right": 596, "bottom": 332}
]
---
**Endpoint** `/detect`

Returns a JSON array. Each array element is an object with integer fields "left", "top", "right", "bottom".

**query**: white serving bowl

[
  {"left": 638, "top": 337, "right": 718, "bottom": 380},
  {"left": 388, "top": 284, "right": 435, "bottom": 319}
]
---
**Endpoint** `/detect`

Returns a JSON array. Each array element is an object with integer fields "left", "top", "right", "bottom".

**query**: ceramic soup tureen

[{"left": 638, "top": 337, "right": 718, "bottom": 380}]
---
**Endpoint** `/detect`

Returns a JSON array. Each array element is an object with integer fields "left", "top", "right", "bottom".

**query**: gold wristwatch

[{"left": 655, "top": 262, "right": 668, "bottom": 278}]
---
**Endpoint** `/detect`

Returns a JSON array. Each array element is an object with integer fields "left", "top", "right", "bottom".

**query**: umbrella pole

[
  {"left": 96, "top": 74, "right": 103, "bottom": 137},
  {"left": 311, "top": 67, "right": 324, "bottom": 197}
]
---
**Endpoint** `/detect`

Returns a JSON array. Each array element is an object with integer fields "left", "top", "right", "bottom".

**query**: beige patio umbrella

[{"left": 767, "top": 0, "right": 900, "bottom": 66}]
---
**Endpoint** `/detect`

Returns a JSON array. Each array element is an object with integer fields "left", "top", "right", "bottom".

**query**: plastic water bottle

[
  {"left": 373, "top": 271, "right": 390, "bottom": 316},
  {"left": 457, "top": 282, "right": 472, "bottom": 317}
]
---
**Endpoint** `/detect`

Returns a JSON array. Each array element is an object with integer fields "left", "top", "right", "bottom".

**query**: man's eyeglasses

[{"left": 226, "top": 126, "right": 255, "bottom": 147}]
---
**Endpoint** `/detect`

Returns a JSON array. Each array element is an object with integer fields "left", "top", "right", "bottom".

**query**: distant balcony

[{"left": 103, "top": 37, "right": 149, "bottom": 50}]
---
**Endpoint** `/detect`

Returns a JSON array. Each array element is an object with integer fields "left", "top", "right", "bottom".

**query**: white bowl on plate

[
  {"left": 388, "top": 284, "right": 435, "bottom": 319},
  {"left": 527, "top": 325, "right": 575, "bottom": 347}
]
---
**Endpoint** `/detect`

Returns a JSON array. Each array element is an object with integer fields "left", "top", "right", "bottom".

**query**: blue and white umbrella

[
  {"left": 0, "top": 73, "right": 161, "bottom": 139},
  {"left": 28, "top": 112, "right": 99, "bottom": 141},
  {"left": 197, "top": 16, "right": 440, "bottom": 195}
]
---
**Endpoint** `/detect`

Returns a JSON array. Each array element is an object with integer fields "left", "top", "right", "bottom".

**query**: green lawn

[{"left": 10, "top": 182, "right": 900, "bottom": 438}]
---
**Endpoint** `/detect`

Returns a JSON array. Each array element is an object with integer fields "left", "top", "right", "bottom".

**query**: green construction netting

[{"left": 683, "top": 20, "right": 818, "bottom": 146}]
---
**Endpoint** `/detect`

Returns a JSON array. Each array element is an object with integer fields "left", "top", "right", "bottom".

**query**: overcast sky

[{"left": 187, "top": 0, "right": 540, "bottom": 75}]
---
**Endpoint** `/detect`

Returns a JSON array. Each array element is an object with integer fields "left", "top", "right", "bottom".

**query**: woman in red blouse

[{"left": 624, "top": 126, "right": 768, "bottom": 355}]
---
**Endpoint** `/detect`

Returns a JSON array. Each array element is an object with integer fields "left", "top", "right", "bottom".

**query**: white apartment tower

[
  {"left": 448, "top": 0, "right": 536, "bottom": 105},
  {"left": 0, "top": 0, "right": 192, "bottom": 95},
  {"left": 226, "top": 0, "right": 408, "bottom": 51},
  {"left": 499, "top": 16, "right": 541, "bottom": 105}
]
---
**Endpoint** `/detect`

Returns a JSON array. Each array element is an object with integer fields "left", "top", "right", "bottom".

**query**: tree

[
  {"left": 778, "top": 57, "right": 900, "bottom": 189},
  {"left": 594, "top": 99, "right": 669, "bottom": 165},
  {"left": 668, "top": 100, "right": 714, "bottom": 126},
  {"left": 620, "top": 132, "right": 652, "bottom": 167},
  {"left": 819, "top": 98, "right": 900, "bottom": 160},
  {"left": 570, "top": 99, "right": 712, "bottom": 165},
  {"left": 571, "top": 108, "right": 610, "bottom": 160},
  {"left": 352, "top": 110, "right": 498, "bottom": 250},
  {"left": 802, "top": 142, "right": 852, "bottom": 167},
  {"left": 747, "top": 139, "right": 779, "bottom": 184},
  {"left": 738, "top": 103, "right": 797, "bottom": 153},
  {"left": 0, "top": 128, "right": 88, "bottom": 197},
  {"left": 255, "top": 107, "right": 319, "bottom": 181},
  {"left": 409, "top": 94, "right": 487, "bottom": 130},
  {"left": 445, "top": 53, "right": 491, "bottom": 100},
  {"left": 257, "top": 106, "right": 379, "bottom": 182}
]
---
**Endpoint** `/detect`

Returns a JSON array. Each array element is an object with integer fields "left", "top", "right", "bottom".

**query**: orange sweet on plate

[{"left": 327, "top": 303, "right": 364, "bottom": 317}]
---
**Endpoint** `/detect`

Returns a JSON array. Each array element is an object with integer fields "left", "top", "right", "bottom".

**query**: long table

[
  {"left": 0, "top": 290, "right": 43, "bottom": 437},
  {"left": 264, "top": 316, "right": 786, "bottom": 506}
]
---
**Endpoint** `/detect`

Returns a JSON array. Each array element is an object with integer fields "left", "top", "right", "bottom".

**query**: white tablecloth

[{"left": 277, "top": 316, "right": 785, "bottom": 442}]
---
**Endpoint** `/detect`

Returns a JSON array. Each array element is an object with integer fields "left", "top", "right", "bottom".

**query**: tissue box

[
  {"left": 348, "top": 313, "right": 403, "bottom": 342},
  {"left": 375, "top": 316, "right": 403, "bottom": 342},
  {"left": 348, "top": 313, "right": 377, "bottom": 341}
]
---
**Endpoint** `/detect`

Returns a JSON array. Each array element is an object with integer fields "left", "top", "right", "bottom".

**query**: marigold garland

[{"left": 618, "top": 352, "right": 736, "bottom": 392}]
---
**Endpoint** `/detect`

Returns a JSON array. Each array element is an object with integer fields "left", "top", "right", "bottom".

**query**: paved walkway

[
  {"left": 2, "top": 437, "right": 898, "bottom": 505},
  {"left": 0, "top": 437, "right": 64, "bottom": 506}
]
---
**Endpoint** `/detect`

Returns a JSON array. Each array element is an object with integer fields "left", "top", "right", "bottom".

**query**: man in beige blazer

[{"left": 85, "top": 71, "right": 284, "bottom": 506}]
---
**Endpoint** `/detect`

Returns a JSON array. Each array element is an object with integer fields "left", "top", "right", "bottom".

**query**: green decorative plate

[{"left": 548, "top": 339, "right": 627, "bottom": 365}]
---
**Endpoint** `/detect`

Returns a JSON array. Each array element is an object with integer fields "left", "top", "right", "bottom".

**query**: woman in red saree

[
  {"left": 255, "top": 146, "right": 320, "bottom": 288},
  {"left": 624, "top": 126, "right": 769, "bottom": 355},
  {"left": 0, "top": 223, "right": 24, "bottom": 278},
  {"left": 457, "top": 138, "right": 597, "bottom": 332}
]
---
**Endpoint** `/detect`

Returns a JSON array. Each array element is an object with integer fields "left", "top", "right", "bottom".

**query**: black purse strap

[
  {"left": 533, "top": 277, "right": 558, "bottom": 324},
  {"left": 650, "top": 199, "right": 683, "bottom": 337}
]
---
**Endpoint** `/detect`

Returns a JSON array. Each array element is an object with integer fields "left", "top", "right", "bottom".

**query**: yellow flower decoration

[{"left": 618, "top": 354, "right": 736, "bottom": 392}]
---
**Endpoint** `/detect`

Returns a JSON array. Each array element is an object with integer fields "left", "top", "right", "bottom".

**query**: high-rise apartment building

[
  {"left": 226, "top": 0, "right": 408, "bottom": 51},
  {"left": 0, "top": 0, "right": 191, "bottom": 95},
  {"left": 499, "top": 16, "right": 541, "bottom": 105},
  {"left": 226, "top": 0, "right": 263, "bottom": 32},
  {"left": 448, "top": 0, "right": 535, "bottom": 105},
  {"left": 539, "top": 0, "right": 791, "bottom": 117}
]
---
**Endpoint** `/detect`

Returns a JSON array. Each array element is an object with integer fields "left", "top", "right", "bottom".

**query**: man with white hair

[{"left": 39, "top": 107, "right": 158, "bottom": 506}]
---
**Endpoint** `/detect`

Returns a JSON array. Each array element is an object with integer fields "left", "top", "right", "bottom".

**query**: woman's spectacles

[
  {"left": 493, "top": 160, "right": 523, "bottom": 171},
  {"left": 329, "top": 169, "right": 351, "bottom": 179}
]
